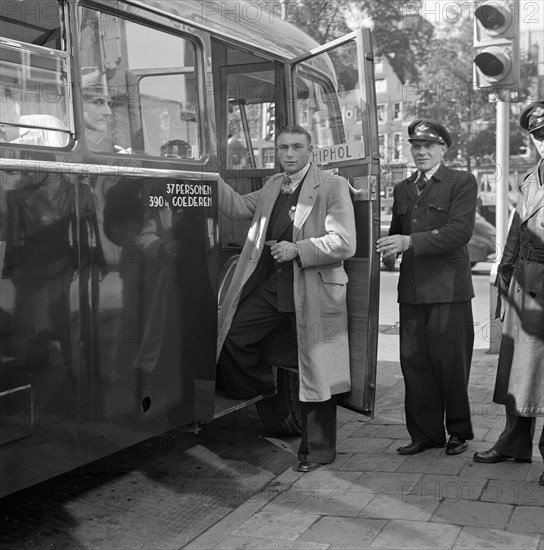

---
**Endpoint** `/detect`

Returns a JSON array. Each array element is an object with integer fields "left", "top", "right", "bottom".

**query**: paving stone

[
  {"left": 360, "top": 493, "right": 439, "bottom": 521},
  {"left": 431, "top": 499, "right": 513, "bottom": 530},
  {"left": 318, "top": 453, "right": 354, "bottom": 470},
  {"left": 347, "top": 423, "right": 391, "bottom": 438},
  {"left": 471, "top": 427, "right": 490, "bottom": 441},
  {"left": 507, "top": 506, "right": 544, "bottom": 534},
  {"left": 336, "top": 437, "right": 395, "bottom": 454},
  {"left": 297, "top": 516, "right": 386, "bottom": 548},
  {"left": 350, "top": 471, "right": 422, "bottom": 495},
  {"left": 479, "top": 479, "right": 544, "bottom": 506},
  {"left": 453, "top": 526, "right": 541, "bottom": 549},
  {"left": 213, "top": 536, "right": 330, "bottom": 549},
  {"left": 396, "top": 453, "right": 467, "bottom": 475},
  {"left": 230, "top": 511, "right": 320, "bottom": 541},
  {"left": 336, "top": 423, "right": 364, "bottom": 441},
  {"left": 369, "top": 519, "right": 461, "bottom": 549},
  {"left": 369, "top": 424, "right": 408, "bottom": 439},
  {"left": 291, "top": 470, "right": 362, "bottom": 492},
  {"left": 338, "top": 453, "right": 407, "bottom": 472},
  {"left": 461, "top": 460, "right": 533, "bottom": 481},
  {"left": 527, "top": 462, "right": 544, "bottom": 483},
  {"left": 263, "top": 488, "right": 374, "bottom": 518},
  {"left": 404, "top": 474, "right": 486, "bottom": 502}
]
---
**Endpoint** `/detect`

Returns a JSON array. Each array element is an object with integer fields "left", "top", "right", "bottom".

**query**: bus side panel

[
  {"left": 80, "top": 173, "right": 218, "bottom": 452},
  {"left": 0, "top": 166, "right": 81, "bottom": 496},
  {"left": 0, "top": 167, "right": 219, "bottom": 497}
]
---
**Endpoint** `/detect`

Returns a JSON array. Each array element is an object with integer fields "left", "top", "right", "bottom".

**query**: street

[{"left": 0, "top": 263, "right": 521, "bottom": 550}]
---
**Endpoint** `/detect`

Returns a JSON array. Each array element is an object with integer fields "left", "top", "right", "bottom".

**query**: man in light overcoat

[{"left": 217, "top": 125, "right": 356, "bottom": 472}]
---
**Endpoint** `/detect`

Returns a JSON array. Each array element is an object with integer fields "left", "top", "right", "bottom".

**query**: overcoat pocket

[{"left": 318, "top": 268, "right": 348, "bottom": 316}]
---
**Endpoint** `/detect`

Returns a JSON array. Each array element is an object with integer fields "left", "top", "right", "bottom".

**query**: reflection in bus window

[
  {"left": 78, "top": 8, "right": 200, "bottom": 157},
  {"left": 0, "top": 0, "right": 71, "bottom": 147},
  {"left": 294, "top": 40, "right": 364, "bottom": 151}
]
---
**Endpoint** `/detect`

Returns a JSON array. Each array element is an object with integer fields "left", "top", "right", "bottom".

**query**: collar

[
  {"left": 284, "top": 162, "right": 311, "bottom": 191},
  {"left": 418, "top": 162, "right": 440, "bottom": 181}
]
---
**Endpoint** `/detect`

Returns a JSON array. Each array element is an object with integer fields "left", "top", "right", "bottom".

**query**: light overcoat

[
  {"left": 494, "top": 160, "right": 544, "bottom": 417},
  {"left": 217, "top": 164, "right": 356, "bottom": 402}
]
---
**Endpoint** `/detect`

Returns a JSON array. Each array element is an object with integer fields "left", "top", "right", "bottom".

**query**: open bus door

[{"left": 285, "top": 29, "right": 381, "bottom": 417}]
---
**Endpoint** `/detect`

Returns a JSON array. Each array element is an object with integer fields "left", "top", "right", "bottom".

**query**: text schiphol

[{"left": 312, "top": 141, "right": 365, "bottom": 165}]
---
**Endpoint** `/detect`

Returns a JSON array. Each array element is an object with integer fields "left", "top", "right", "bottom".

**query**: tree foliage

[
  {"left": 353, "top": 0, "right": 434, "bottom": 84},
  {"left": 277, "top": 0, "right": 538, "bottom": 166},
  {"left": 410, "top": 16, "right": 537, "bottom": 166}
]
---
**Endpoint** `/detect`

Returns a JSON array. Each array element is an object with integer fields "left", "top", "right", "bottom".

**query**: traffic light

[{"left": 473, "top": 0, "right": 519, "bottom": 89}]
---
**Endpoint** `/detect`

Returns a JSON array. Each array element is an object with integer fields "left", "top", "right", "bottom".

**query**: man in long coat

[
  {"left": 376, "top": 119, "right": 477, "bottom": 456},
  {"left": 217, "top": 125, "right": 356, "bottom": 472},
  {"left": 474, "top": 102, "right": 544, "bottom": 487}
]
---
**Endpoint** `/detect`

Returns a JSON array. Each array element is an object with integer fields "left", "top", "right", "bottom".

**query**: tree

[
  {"left": 403, "top": 12, "right": 538, "bottom": 169},
  {"left": 351, "top": 0, "right": 434, "bottom": 84},
  {"left": 275, "top": 0, "right": 433, "bottom": 85}
]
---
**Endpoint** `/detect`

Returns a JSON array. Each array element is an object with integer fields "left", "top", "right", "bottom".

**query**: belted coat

[
  {"left": 217, "top": 165, "right": 356, "bottom": 402},
  {"left": 493, "top": 160, "right": 544, "bottom": 417}
]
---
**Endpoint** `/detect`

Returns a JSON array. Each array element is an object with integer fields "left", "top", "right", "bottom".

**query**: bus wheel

[{"left": 255, "top": 368, "right": 302, "bottom": 436}]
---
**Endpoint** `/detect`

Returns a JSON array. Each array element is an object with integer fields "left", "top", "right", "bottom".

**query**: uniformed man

[
  {"left": 473, "top": 101, "right": 544, "bottom": 487},
  {"left": 376, "top": 119, "right": 477, "bottom": 456}
]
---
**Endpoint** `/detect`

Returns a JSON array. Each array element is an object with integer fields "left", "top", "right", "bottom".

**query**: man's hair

[{"left": 276, "top": 125, "right": 312, "bottom": 145}]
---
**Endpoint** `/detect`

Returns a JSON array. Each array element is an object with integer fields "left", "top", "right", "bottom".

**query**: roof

[{"left": 137, "top": 0, "right": 322, "bottom": 59}]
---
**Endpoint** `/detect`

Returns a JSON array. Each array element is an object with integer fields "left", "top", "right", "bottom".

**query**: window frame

[
  {"left": 0, "top": 0, "right": 75, "bottom": 149},
  {"left": 74, "top": 2, "right": 206, "bottom": 163}
]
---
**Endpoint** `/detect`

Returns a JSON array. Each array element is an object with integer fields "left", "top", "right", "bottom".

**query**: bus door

[
  {"left": 286, "top": 29, "right": 380, "bottom": 417},
  {"left": 210, "top": 39, "right": 284, "bottom": 266}
]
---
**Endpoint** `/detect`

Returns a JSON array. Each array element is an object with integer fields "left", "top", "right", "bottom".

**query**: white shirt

[{"left": 284, "top": 162, "right": 311, "bottom": 193}]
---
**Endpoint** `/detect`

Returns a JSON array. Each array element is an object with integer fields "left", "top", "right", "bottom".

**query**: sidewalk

[{"left": 186, "top": 347, "right": 544, "bottom": 550}]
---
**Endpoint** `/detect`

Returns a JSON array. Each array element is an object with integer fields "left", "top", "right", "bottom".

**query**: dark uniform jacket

[{"left": 389, "top": 163, "right": 478, "bottom": 304}]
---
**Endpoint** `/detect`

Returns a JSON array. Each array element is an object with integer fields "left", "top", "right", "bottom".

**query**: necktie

[
  {"left": 281, "top": 175, "right": 292, "bottom": 194},
  {"left": 416, "top": 173, "right": 428, "bottom": 192}
]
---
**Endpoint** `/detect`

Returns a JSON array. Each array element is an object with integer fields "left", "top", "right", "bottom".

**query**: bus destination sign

[{"left": 312, "top": 141, "right": 365, "bottom": 165}]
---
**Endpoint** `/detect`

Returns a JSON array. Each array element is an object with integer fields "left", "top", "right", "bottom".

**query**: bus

[{"left": 0, "top": 0, "right": 380, "bottom": 497}]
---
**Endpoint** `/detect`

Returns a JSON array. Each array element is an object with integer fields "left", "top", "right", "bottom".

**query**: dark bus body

[{"left": 0, "top": 0, "right": 380, "bottom": 497}]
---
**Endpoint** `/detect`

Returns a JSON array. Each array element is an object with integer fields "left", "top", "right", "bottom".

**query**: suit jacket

[
  {"left": 218, "top": 164, "right": 356, "bottom": 401},
  {"left": 389, "top": 163, "right": 477, "bottom": 304}
]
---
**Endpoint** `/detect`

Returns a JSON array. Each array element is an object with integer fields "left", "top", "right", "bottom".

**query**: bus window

[
  {"left": 294, "top": 40, "right": 363, "bottom": 152},
  {"left": 77, "top": 7, "right": 200, "bottom": 157},
  {"left": 0, "top": 0, "right": 71, "bottom": 147},
  {"left": 224, "top": 68, "right": 276, "bottom": 170}
]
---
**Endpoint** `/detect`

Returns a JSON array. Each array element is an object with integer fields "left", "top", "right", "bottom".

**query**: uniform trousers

[
  {"left": 493, "top": 412, "right": 544, "bottom": 461},
  {"left": 219, "top": 274, "right": 338, "bottom": 464},
  {"left": 399, "top": 301, "right": 474, "bottom": 444}
]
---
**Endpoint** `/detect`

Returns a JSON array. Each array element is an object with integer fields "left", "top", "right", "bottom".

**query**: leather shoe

[
  {"left": 397, "top": 441, "right": 445, "bottom": 455},
  {"left": 539, "top": 472, "right": 544, "bottom": 487},
  {"left": 446, "top": 435, "right": 468, "bottom": 455},
  {"left": 297, "top": 462, "right": 323, "bottom": 473},
  {"left": 473, "top": 448, "right": 532, "bottom": 463}
]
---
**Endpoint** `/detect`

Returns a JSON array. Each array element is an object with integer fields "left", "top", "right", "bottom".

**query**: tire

[{"left": 255, "top": 368, "right": 302, "bottom": 436}]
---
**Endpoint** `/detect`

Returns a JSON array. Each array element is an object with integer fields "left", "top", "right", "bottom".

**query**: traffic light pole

[
  {"left": 489, "top": 96, "right": 510, "bottom": 353},
  {"left": 496, "top": 97, "right": 510, "bottom": 250}
]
